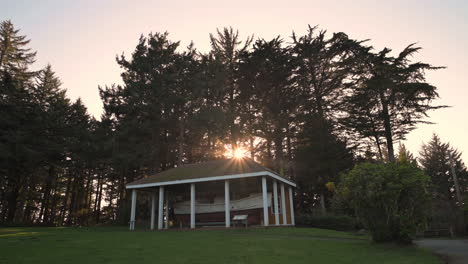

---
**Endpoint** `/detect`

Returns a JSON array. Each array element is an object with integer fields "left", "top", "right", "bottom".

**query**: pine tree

[
  {"left": 397, "top": 143, "right": 417, "bottom": 165},
  {"left": 295, "top": 117, "right": 354, "bottom": 214},
  {"left": 0, "top": 20, "right": 39, "bottom": 223},
  {"left": 0, "top": 20, "right": 36, "bottom": 79},
  {"left": 209, "top": 27, "right": 253, "bottom": 153},
  {"left": 419, "top": 134, "right": 467, "bottom": 202},
  {"left": 33, "top": 64, "right": 70, "bottom": 224},
  {"left": 238, "top": 37, "right": 296, "bottom": 173}
]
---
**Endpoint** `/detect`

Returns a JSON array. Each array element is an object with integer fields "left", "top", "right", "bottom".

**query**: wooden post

[
  {"left": 289, "top": 186, "right": 295, "bottom": 226},
  {"left": 273, "top": 180, "right": 280, "bottom": 225},
  {"left": 225, "top": 180, "right": 230, "bottom": 228},
  {"left": 130, "top": 189, "right": 137, "bottom": 230},
  {"left": 190, "top": 183, "right": 195, "bottom": 229},
  {"left": 150, "top": 190, "right": 156, "bottom": 230},
  {"left": 158, "top": 186, "right": 164, "bottom": 230},
  {"left": 280, "top": 183, "right": 287, "bottom": 225},
  {"left": 262, "top": 176, "right": 269, "bottom": 226},
  {"left": 449, "top": 153, "right": 463, "bottom": 204}
]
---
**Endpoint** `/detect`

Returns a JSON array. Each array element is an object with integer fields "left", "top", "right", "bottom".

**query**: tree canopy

[{"left": 0, "top": 21, "right": 449, "bottom": 226}]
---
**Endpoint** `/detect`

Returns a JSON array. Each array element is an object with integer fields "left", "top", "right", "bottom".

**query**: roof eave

[{"left": 126, "top": 171, "right": 296, "bottom": 189}]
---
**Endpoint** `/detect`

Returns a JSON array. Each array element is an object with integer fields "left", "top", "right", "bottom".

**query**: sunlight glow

[
  {"left": 233, "top": 148, "right": 247, "bottom": 159},
  {"left": 224, "top": 145, "right": 249, "bottom": 159}
]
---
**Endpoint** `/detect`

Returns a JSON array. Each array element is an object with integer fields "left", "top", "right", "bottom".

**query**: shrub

[
  {"left": 336, "top": 161, "right": 431, "bottom": 244},
  {"left": 296, "top": 214, "right": 359, "bottom": 231}
]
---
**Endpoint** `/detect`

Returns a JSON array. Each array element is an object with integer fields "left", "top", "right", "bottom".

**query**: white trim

[
  {"left": 190, "top": 183, "right": 195, "bottom": 229},
  {"left": 225, "top": 180, "right": 230, "bottom": 228},
  {"left": 262, "top": 176, "right": 269, "bottom": 226},
  {"left": 150, "top": 191, "right": 156, "bottom": 230},
  {"left": 289, "top": 186, "right": 295, "bottom": 226},
  {"left": 129, "top": 189, "right": 137, "bottom": 230},
  {"left": 126, "top": 171, "right": 296, "bottom": 189},
  {"left": 280, "top": 183, "right": 287, "bottom": 225},
  {"left": 158, "top": 186, "right": 164, "bottom": 230},
  {"left": 273, "top": 180, "right": 280, "bottom": 225},
  {"left": 165, "top": 191, "right": 169, "bottom": 229}
]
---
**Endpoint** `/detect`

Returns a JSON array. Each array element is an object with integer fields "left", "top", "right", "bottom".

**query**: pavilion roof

[{"left": 126, "top": 158, "right": 296, "bottom": 189}]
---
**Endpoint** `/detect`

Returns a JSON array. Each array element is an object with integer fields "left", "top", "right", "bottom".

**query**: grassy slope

[{"left": 0, "top": 227, "right": 441, "bottom": 264}]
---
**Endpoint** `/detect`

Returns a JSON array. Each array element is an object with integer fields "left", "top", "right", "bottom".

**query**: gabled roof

[{"left": 126, "top": 158, "right": 296, "bottom": 189}]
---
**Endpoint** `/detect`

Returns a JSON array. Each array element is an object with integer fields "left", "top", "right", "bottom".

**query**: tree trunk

[
  {"left": 379, "top": 91, "right": 395, "bottom": 162},
  {"left": 82, "top": 171, "right": 92, "bottom": 225},
  {"left": 94, "top": 172, "right": 104, "bottom": 224},
  {"left": 178, "top": 119, "right": 184, "bottom": 166},
  {"left": 94, "top": 174, "right": 102, "bottom": 215},
  {"left": 67, "top": 169, "right": 81, "bottom": 226},
  {"left": 365, "top": 108, "right": 384, "bottom": 160},
  {"left": 286, "top": 126, "right": 294, "bottom": 179},
  {"left": 266, "top": 137, "right": 273, "bottom": 169},
  {"left": 249, "top": 136, "right": 255, "bottom": 159},
  {"left": 6, "top": 168, "right": 20, "bottom": 223},
  {"left": 152, "top": 126, "right": 161, "bottom": 173},
  {"left": 320, "top": 193, "right": 327, "bottom": 215},
  {"left": 274, "top": 129, "right": 284, "bottom": 176},
  {"left": 22, "top": 174, "right": 37, "bottom": 224},
  {"left": 96, "top": 180, "right": 103, "bottom": 224},
  {"left": 49, "top": 173, "right": 60, "bottom": 225},
  {"left": 60, "top": 172, "right": 73, "bottom": 226},
  {"left": 116, "top": 167, "right": 127, "bottom": 224},
  {"left": 40, "top": 165, "right": 55, "bottom": 223}
]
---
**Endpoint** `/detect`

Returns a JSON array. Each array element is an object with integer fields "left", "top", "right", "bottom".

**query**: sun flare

[
  {"left": 233, "top": 148, "right": 247, "bottom": 159},
  {"left": 224, "top": 145, "right": 248, "bottom": 159}
]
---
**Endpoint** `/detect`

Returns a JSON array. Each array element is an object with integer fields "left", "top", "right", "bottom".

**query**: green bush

[
  {"left": 296, "top": 214, "right": 359, "bottom": 231},
  {"left": 336, "top": 161, "right": 431, "bottom": 244}
]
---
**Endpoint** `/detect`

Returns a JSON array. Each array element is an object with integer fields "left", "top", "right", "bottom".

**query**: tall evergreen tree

[
  {"left": 345, "top": 45, "right": 445, "bottom": 161},
  {"left": 419, "top": 134, "right": 467, "bottom": 203},
  {"left": 0, "top": 20, "right": 36, "bottom": 79},
  {"left": 295, "top": 117, "right": 354, "bottom": 214},
  {"left": 209, "top": 27, "right": 253, "bottom": 153},
  {"left": 238, "top": 37, "right": 296, "bottom": 173}
]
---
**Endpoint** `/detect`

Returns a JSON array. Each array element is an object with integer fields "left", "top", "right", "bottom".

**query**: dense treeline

[{"left": 1, "top": 20, "right": 465, "bottom": 226}]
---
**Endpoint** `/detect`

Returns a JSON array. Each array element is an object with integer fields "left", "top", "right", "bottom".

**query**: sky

[{"left": 2, "top": 0, "right": 468, "bottom": 160}]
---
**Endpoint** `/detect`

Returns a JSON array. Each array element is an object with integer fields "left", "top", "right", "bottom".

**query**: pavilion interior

[{"left": 132, "top": 176, "right": 291, "bottom": 229}]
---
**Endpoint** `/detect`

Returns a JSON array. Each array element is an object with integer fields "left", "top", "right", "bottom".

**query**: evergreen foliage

[{"left": 0, "top": 21, "right": 449, "bottom": 227}]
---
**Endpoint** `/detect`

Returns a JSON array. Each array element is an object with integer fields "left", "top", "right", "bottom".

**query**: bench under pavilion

[{"left": 126, "top": 158, "right": 296, "bottom": 230}]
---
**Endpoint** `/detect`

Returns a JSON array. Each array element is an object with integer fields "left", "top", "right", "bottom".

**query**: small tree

[{"left": 337, "top": 162, "right": 431, "bottom": 243}]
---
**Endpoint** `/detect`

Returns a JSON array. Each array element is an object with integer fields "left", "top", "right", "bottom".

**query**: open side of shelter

[{"left": 125, "top": 158, "right": 296, "bottom": 230}]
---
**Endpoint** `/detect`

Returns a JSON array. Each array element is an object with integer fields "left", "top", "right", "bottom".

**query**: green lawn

[{"left": 0, "top": 227, "right": 441, "bottom": 264}]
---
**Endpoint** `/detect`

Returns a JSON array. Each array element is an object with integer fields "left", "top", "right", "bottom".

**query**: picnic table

[{"left": 232, "top": 214, "right": 248, "bottom": 227}]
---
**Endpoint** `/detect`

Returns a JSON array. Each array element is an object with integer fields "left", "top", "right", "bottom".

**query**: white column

[
  {"left": 273, "top": 180, "right": 280, "bottom": 225},
  {"left": 190, "top": 183, "right": 195, "bottom": 229},
  {"left": 150, "top": 190, "right": 156, "bottom": 230},
  {"left": 225, "top": 180, "right": 230, "bottom": 228},
  {"left": 130, "top": 189, "right": 137, "bottom": 230},
  {"left": 262, "top": 176, "right": 269, "bottom": 226},
  {"left": 165, "top": 191, "right": 169, "bottom": 229},
  {"left": 158, "top": 186, "right": 164, "bottom": 230},
  {"left": 280, "top": 183, "right": 287, "bottom": 225},
  {"left": 289, "top": 186, "right": 295, "bottom": 226}
]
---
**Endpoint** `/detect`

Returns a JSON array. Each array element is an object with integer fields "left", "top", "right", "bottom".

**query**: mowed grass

[{"left": 0, "top": 227, "right": 441, "bottom": 264}]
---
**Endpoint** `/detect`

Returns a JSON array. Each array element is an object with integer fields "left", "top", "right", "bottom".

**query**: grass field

[{"left": 0, "top": 227, "right": 441, "bottom": 264}]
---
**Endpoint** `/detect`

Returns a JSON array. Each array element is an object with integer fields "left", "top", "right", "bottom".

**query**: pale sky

[{"left": 2, "top": 0, "right": 468, "bottom": 161}]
